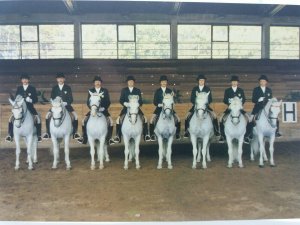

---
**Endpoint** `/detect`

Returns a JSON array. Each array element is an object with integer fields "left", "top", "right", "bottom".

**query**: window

[
  {"left": 39, "top": 24, "right": 74, "bottom": 59},
  {"left": 82, "top": 24, "right": 117, "bottom": 59},
  {"left": 212, "top": 26, "right": 229, "bottom": 59},
  {"left": 0, "top": 25, "right": 20, "bottom": 59},
  {"left": 118, "top": 25, "right": 135, "bottom": 59},
  {"left": 136, "top": 24, "right": 170, "bottom": 59},
  {"left": 21, "top": 25, "right": 39, "bottom": 59},
  {"left": 229, "top": 25, "right": 261, "bottom": 59},
  {"left": 178, "top": 25, "right": 211, "bottom": 59},
  {"left": 270, "top": 26, "right": 299, "bottom": 59}
]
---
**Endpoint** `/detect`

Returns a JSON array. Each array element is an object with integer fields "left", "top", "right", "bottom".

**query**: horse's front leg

[
  {"left": 157, "top": 136, "right": 163, "bottom": 169},
  {"left": 104, "top": 144, "right": 110, "bottom": 162},
  {"left": 14, "top": 135, "right": 21, "bottom": 170},
  {"left": 206, "top": 142, "right": 211, "bottom": 162},
  {"left": 51, "top": 137, "right": 59, "bottom": 169},
  {"left": 202, "top": 136, "right": 209, "bottom": 169},
  {"left": 190, "top": 134, "right": 198, "bottom": 169},
  {"left": 135, "top": 135, "right": 141, "bottom": 170},
  {"left": 269, "top": 135, "right": 276, "bottom": 167},
  {"left": 263, "top": 139, "right": 268, "bottom": 162},
  {"left": 26, "top": 135, "right": 34, "bottom": 170},
  {"left": 226, "top": 137, "right": 233, "bottom": 168},
  {"left": 88, "top": 136, "right": 96, "bottom": 170},
  {"left": 123, "top": 136, "right": 130, "bottom": 170},
  {"left": 64, "top": 135, "right": 71, "bottom": 170},
  {"left": 258, "top": 134, "right": 265, "bottom": 168},
  {"left": 166, "top": 136, "right": 174, "bottom": 169},
  {"left": 33, "top": 135, "right": 38, "bottom": 164},
  {"left": 99, "top": 136, "right": 106, "bottom": 169},
  {"left": 238, "top": 137, "right": 244, "bottom": 168}
]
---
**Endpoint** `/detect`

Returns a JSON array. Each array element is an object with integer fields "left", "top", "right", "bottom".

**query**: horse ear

[{"left": 8, "top": 98, "right": 14, "bottom": 106}]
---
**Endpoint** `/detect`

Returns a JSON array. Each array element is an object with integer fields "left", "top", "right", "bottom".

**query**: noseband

[
  {"left": 52, "top": 106, "right": 66, "bottom": 127},
  {"left": 90, "top": 100, "right": 103, "bottom": 117},
  {"left": 265, "top": 104, "right": 280, "bottom": 128},
  {"left": 13, "top": 104, "right": 27, "bottom": 128},
  {"left": 230, "top": 113, "right": 241, "bottom": 126},
  {"left": 162, "top": 103, "right": 173, "bottom": 119}
]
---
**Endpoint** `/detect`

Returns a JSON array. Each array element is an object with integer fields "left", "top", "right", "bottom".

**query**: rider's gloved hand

[
  {"left": 258, "top": 97, "right": 265, "bottom": 102},
  {"left": 158, "top": 103, "right": 163, "bottom": 107},
  {"left": 124, "top": 102, "right": 129, "bottom": 107},
  {"left": 25, "top": 97, "right": 32, "bottom": 103},
  {"left": 228, "top": 98, "right": 233, "bottom": 104},
  {"left": 99, "top": 107, "right": 105, "bottom": 112}
]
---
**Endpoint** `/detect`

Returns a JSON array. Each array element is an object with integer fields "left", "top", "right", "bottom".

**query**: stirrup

[
  {"left": 113, "top": 136, "right": 121, "bottom": 143},
  {"left": 42, "top": 133, "right": 50, "bottom": 140},
  {"left": 37, "top": 136, "right": 42, "bottom": 142},
  {"left": 276, "top": 132, "right": 282, "bottom": 138},
  {"left": 144, "top": 135, "right": 151, "bottom": 142},
  {"left": 243, "top": 137, "right": 251, "bottom": 145},
  {"left": 73, "top": 133, "right": 81, "bottom": 139},
  {"left": 219, "top": 136, "right": 225, "bottom": 143},
  {"left": 109, "top": 139, "right": 115, "bottom": 145},
  {"left": 150, "top": 135, "right": 156, "bottom": 142},
  {"left": 175, "top": 134, "right": 181, "bottom": 140},
  {"left": 183, "top": 132, "right": 189, "bottom": 138},
  {"left": 5, "top": 136, "right": 13, "bottom": 143}
]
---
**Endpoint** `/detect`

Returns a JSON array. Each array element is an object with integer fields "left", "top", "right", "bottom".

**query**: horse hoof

[
  {"left": 270, "top": 164, "right": 276, "bottom": 167},
  {"left": 259, "top": 165, "right": 264, "bottom": 168},
  {"left": 99, "top": 165, "right": 104, "bottom": 170},
  {"left": 227, "top": 165, "right": 232, "bottom": 168},
  {"left": 66, "top": 167, "right": 72, "bottom": 170},
  {"left": 51, "top": 166, "right": 57, "bottom": 170},
  {"left": 34, "top": 161, "right": 38, "bottom": 164},
  {"left": 168, "top": 165, "right": 173, "bottom": 169},
  {"left": 14, "top": 167, "right": 19, "bottom": 171},
  {"left": 136, "top": 165, "right": 141, "bottom": 170},
  {"left": 105, "top": 159, "right": 110, "bottom": 163},
  {"left": 239, "top": 165, "right": 244, "bottom": 168},
  {"left": 196, "top": 160, "right": 200, "bottom": 163},
  {"left": 250, "top": 158, "right": 254, "bottom": 162},
  {"left": 91, "top": 166, "right": 95, "bottom": 170},
  {"left": 124, "top": 166, "right": 128, "bottom": 170},
  {"left": 192, "top": 165, "right": 196, "bottom": 169},
  {"left": 157, "top": 165, "right": 162, "bottom": 170}
]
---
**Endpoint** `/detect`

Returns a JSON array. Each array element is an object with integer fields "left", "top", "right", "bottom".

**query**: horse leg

[
  {"left": 250, "top": 143, "right": 255, "bottom": 161},
  {"left": 26, "top": 135, "right": 34, "bottom": 170},
  {"left": 269, "top": 135, "right": 276, "bottom": 167},
  {"left": 14, "top": 135, "right": 21, "bottom": 170},
  {"left": 123, "top": 136, "right": 130, "bottom": 170},
  {"left": 227, "top": 137, "right": 233, "bottom": 168},
  {"left": 258, "top": 135, "right": 265, "bottom": 168},
  {"left": 64, "top": 135, "right": 71, "bottom": 170},
  {"left": 99, "top": 136, "right": 106, "bottom": 170},
  {"left": 135, "top": 135, "right": 141, "bottom": 170},
  {"left": 238, "top": 138, "right": 244, "bottom": 168},
  {"left": 51, "top": 137, "right": 59, "bottom": 169},
  {"left": 206, "top": 142, "right": 211, "bottom": 162},
  {"left": 202, "top": 136, "right": 209, "bottom": 169},
  {"left": 157, "top": 136, "right": 163, "bottom": 169},
  {"left": 88, "top": 137, "right": 96, "bottom": 170},
  {"left": 263, "top": 139, "right": 268, "bottom": 162},
  {"left": 190, "top": 134, "right": 198, "bottom": 169},
  {"left": 33, "top": 135, "right": 38, "bottom": 164},
  {"left": 197, "top": 140, "right": 202, "bottom": 163},
  {"left": 167, "top": 136, "right": 173, "bottom": 169},
  {"left": 104, "top": 144, "right": 110, "bottom": 162}
]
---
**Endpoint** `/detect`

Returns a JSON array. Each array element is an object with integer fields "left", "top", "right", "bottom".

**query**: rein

[
  {"left": 52, "top": 106, "right": 67, "bottom": 128},
  {"left": 264, "top": 104, "right": 279, "bottom": 128},
  {"left": 13, "top": 104, "right": 27, "bottom": 128},
  {"left": 162, "top": 103, "right": 174, "bottom": 120}
]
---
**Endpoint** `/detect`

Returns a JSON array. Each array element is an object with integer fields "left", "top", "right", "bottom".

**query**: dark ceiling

[{"left": 0, "top": 1, "right": 299, "bottom": 17}]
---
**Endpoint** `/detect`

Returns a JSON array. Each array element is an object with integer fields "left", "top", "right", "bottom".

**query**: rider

[
  {"left": 218, "top": 75, "right": 246, "bottom": 143},
  {"left": 244, "top": 75, "right": 282, "bottom": 144},
  {"left": 113, "top": 75, "right": 151, "bottom": 143},
  {"left": 184, "top": 74, "right": 221, "bottom": 138},
  {"left": 77, "top": 75, "right": 115, "bottom": 145},
  {"left": 5, "top": 73, "right": 42, "bottom": 142},
  {"left": 149, "top": 75, "right": 181, "bottom": 141},
  {"left": 42, "top": 72, "right": 81, "bottom": 140}
]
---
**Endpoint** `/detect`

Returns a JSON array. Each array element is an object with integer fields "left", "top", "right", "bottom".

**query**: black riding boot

[
  {"left": 276, "top": 119, "right": 282, "bottom": 138},
  {"left": 114, "top": 124, "right": 122, "bottom": 143},
  {"left": 213, "top": 118, "right": 221, "bottom": 137},
  {"left": 42, "top": 118, "right": 51, "bottom": 139},
  {"left": 149, "top": 123, "right": 156, "bottom": 141},
  {"left": 143, "top": 123, "right": 151, "bottom": 141},
  {"left": 175, "top": 122, "right": 181, "bottom": 140},
  {"left": 36, "top": 123, "right": 42, "bottom": 142},
  {"left": 5, "top": 122, "right": 14, "bottom": 142},
  {"left": 106, "top": 126, "right": 114, "bottom": 145},
  {"left": 78, "top": 124, "right": 88, "bottom": 144},
  {"left": 219, "top": 121, "right": 226, "bottom": 143},
  {"left": 244, "top": 121, "right": 254, "bottom": 144},
  {"left": 72, "top": 120, "right": 80, "bottom": 139}
]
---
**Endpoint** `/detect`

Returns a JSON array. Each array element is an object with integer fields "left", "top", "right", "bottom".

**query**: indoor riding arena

[{"left": 0, "top": 0, "right": 300, "bottom": 224}]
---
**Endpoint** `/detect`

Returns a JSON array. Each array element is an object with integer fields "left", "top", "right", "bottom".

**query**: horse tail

[{"left": 129, "top": 138, "right": 135, "bottom": 159}]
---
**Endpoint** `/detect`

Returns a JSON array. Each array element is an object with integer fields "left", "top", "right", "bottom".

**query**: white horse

[
  {"left": 9, "top": 95, "right": 38, "bottom": 170},
  {"left": 224, "top": 97, "right": 247, "bottom": 168},
  {"left": 121, "top": 95, "right": 143, "bottom": 170},
  {"left": 250, "top": 98, "right": 282, "bottom": 167},
  {"left": 189, "top": 92, "right": 214, "bottom": 169},
  {"left": 87, "top": 91, "right": 110, "bottom": 170},
  {"left": 50, "top": 97, "right": 73, "bottom": 170},
  {"left": 155, "top": 93, "right": 176, "bottom": 169}
]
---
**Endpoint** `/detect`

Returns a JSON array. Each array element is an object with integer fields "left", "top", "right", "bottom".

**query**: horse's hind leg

[
  {"left": 206, "top": 142, "right": 211, "bottom": 162},
  {"left": 135, "top": 135, "right": 141, "bottom": 169},
  {"left": 197, "top": 140, "right": 202, "bottom": 163},
  {"left": 191, "top": 135, "right": 198, "bottom": 169},
  {"left": 104, "top": 144, "right": 110, "bottom": 162},
  {"left": 258, "top": 135, "right": 265, "bottom": 167},
  {"left": 26, "top": 135, "right": 34, "bottom": 170},
  {"left": 166, "top": 136, "right": 173, "bottom": 169},
  {"left": 269, "top": 135, "right": 276, "bottom": 167},
  {"left": 64, "top": 135, "right": 71, "bottom": 170},
  {"left": 32, "top": 135, "right": 38, "bottom": 164},
  {"left": 99, "top": 136, "right": 106, "bottom": 169},
  {"left": 238, "top": 138, "right": 244, "bottom": 168},
  {"left": 15, "top": 136, "right": 21, "bottom": 170},
  {"left": 88, "top": 138, "right": 96, "bottom": 170},
  {"left": 157, "top": 136, "right": 163, "bottom": 169},
  {"left": 51, "top": 137, "right": 59, "bottom": 169},
  {"left": 226, "top": 138, "right": 233, "bottom": 168},
  {"left": 123, "top": 136, "right": 130, "bottom": 170},
  {"left": 202, "top": 137, "right": 209, "bottom": 169}
]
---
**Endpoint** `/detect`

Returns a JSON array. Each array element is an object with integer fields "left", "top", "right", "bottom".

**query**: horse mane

[
  {"left": 264, "top": 97, "right": 278, "bottom": 112},
  {"left": 14, "top": 95, "right": 24, "bottom": 102}
]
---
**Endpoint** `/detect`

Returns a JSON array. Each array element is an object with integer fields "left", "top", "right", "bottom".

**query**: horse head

[
  {"left": 228, "top": 97, "right": 243, "bottom": 125},
  {"left": 127, "top": 95, "right": 140, "bottom": 124},
  {"left": 194, "top": 92, "right": 209, "bottom": 119},
  {"left": 89, "top": 91, "right": 104, "bottom": 117},
  {"left": 162, "top": 92, "right": 174, "bottom": 119},
  {"left": 267, "top": 98, "right": 282, "bottom": 127},
  {"left": 51, "top": 97, "right": 66, "bottom": 127},
  {"left": 9, "top": 95, "right": 26, "bottom": 128}
]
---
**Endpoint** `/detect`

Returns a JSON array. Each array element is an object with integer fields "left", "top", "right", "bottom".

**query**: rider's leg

[
  {"left": 77, "top": 114, "right": 89, "bottom": 144},
  {"left": 42, "top": 111, "right": 52, "bottom": 139},
  {"left": 107, "top": 116, "right": 115, "bottom": 145},
  {"left": 244, "top": 114, "right": 254, "bottom": 144},
  {"left": 184, "top": 112, "right": 192, "bottom": 138},
  {"left": 34, "top": 114, "right": 42, "bottom": 142},
  {"left": 71, "top": 111, "right": 81, "bottom": 139},
  {"left": 5, "top": 115, "right": 14, "bottom": 142},
  {"left": 276, "top": 119, "right": 282, "bottom": 138},
  {"left": 114, "top": 116, "right": 122, "bottom": 143},
  {"left": 174, "top": 114, "right": 181, "bottom": 140},
  {"left": 142, "top": 116, "right": 151, "bottom": 142},
  {"left": 219, "top": 113, "right": 226, "bottom": 143},
  {"left": 149, "top": 114, "right": 157, "bottom": 141}
]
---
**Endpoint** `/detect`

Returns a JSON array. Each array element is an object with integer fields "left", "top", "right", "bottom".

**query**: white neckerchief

[
  {"left": 95, "top": 87, "right": 101, "bottom": 93},
  {"left": 23, "top": 84, "right": 29, "bottom": 91},
  {"left": 161, "top": 87, "right": 166, "bottom": 93},
  {"left": 59, "top": 84, "right": 64, "bottom": 91},
  {"left": 129, "top": 87, "right": 133, "bottom": 93},
  {"left": 232, "top": 86, "right": 237, "bottom": 92},
  {"left": 199, "top": 85, "right": 204, "bottom": 92},
  {"left": 260, "top": 86, "right": 266, "bottom": 93}
]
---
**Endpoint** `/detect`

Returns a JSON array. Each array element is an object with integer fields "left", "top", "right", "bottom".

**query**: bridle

[
  {"left": 265, "top": 103, "right": 280, "bottom": 128},
  {"left": 52, "top": 105, "right": 66, "bottom": 127},
  {"left": 13, "top": 104, "right": 27, "bottom": 128},
  {"left": 90, "top": 99, "right": 103, "bottom": 117},
  {"left": 162, "top": 102, "right": 174, "bottom": 119}
]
